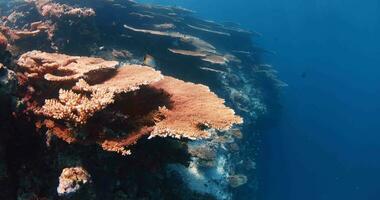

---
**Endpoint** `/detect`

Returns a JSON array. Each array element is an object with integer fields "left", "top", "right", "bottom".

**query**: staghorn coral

[{"left": 17, "top": 50, "right": 118, "bottom": 82}]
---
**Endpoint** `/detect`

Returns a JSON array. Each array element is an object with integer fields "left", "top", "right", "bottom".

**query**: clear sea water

[{"left": 140, "top": 1, "right": 380, "bottom": 199}]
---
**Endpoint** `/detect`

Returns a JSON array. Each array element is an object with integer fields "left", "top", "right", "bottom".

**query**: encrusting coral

[{"left": 17, "top": 51, "right": 242, "bottom": 155}]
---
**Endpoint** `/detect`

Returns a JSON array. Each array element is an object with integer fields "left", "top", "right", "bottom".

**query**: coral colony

[{"left": 0, "top": 0, "right": 283, "bottom": 199}]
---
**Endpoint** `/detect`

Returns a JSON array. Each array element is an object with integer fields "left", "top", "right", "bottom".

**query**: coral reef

[
  {"left": 29, "top": 0, "right": 96, "bottom": 18},
  {"left": 0, "top": 0, "right": 283, "bottom": 199},
  {"left": 16, "top": 50, "right": 241, "bottom": 156}
]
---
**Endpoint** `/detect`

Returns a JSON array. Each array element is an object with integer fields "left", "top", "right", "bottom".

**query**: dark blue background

[{"left": 140, "top": 1, "right": 380, "bottom": 199}]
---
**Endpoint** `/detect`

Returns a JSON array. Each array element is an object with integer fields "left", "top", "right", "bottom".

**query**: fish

[{"left": 143, "top": 54, "right": 157, "bottom": 68}]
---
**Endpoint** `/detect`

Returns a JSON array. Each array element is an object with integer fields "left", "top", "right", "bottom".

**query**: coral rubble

[{"left": 57, "top": 167, "right": 91, "bottom": 196}]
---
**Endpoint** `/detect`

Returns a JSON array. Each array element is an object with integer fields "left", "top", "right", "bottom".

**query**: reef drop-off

[{"left": 0, "top": 0, "right": 283, "bottom": 199}]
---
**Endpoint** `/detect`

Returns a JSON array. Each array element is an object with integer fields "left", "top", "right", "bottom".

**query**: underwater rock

[
  {"left": 228, "top": 174, "right": 248, "bottom": 188},
  {"left": 0, "top": 63, "right": 17, "bottom": 96},
  {"left": 57, "top": 167, "right": 91, "bottom": 196}
]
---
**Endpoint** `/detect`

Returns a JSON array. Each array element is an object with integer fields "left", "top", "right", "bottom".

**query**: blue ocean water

[{"left": 140, "top": 0, "right": 380, "bottom": 199}]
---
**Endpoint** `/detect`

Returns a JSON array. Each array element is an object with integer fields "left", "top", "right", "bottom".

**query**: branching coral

[{"left": 41, "top": 89, "right": 115, "bottom": 124}]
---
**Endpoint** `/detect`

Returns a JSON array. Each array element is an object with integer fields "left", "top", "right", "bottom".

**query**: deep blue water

[{"left": 141, "top": 1, "right": 380, "bottom": 199}]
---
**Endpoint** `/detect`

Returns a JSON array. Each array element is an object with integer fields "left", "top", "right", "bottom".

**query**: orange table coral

[{"left": 17, "top": 51, "right": 243, "bottom": 155}]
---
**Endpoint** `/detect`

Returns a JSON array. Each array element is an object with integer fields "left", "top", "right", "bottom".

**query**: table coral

[
  {"left": 150, "top": 76, "right": 243, "bottom": 140},
  {"left": 17, "top": 50, "right": 118, "bottom": 82},
  {"left": 18, "top": 51, "right": 242, "bottom": 155},
  {"left": 74, "top": 64, "right": 163, "bottom": 94}
]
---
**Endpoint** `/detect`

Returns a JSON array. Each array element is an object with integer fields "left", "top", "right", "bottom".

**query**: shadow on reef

[{"left": 0, "top": 0, "right": 284, "bottom": 199}]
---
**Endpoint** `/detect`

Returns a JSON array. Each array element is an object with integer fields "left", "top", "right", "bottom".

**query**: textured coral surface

[
  {"left": 16, "top": 51, "right": 242, "bottom": 155},
  {"left": 150, "top": 76, "right": 243, "bottom": 139}
]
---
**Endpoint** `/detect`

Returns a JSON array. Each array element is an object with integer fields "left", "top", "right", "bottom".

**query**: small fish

[
  {"left": 144, "top": 54, "right": 157, "bottom": 68},
  {"left": 301, "top": 72, "right": 307, "bottom": 78}
]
